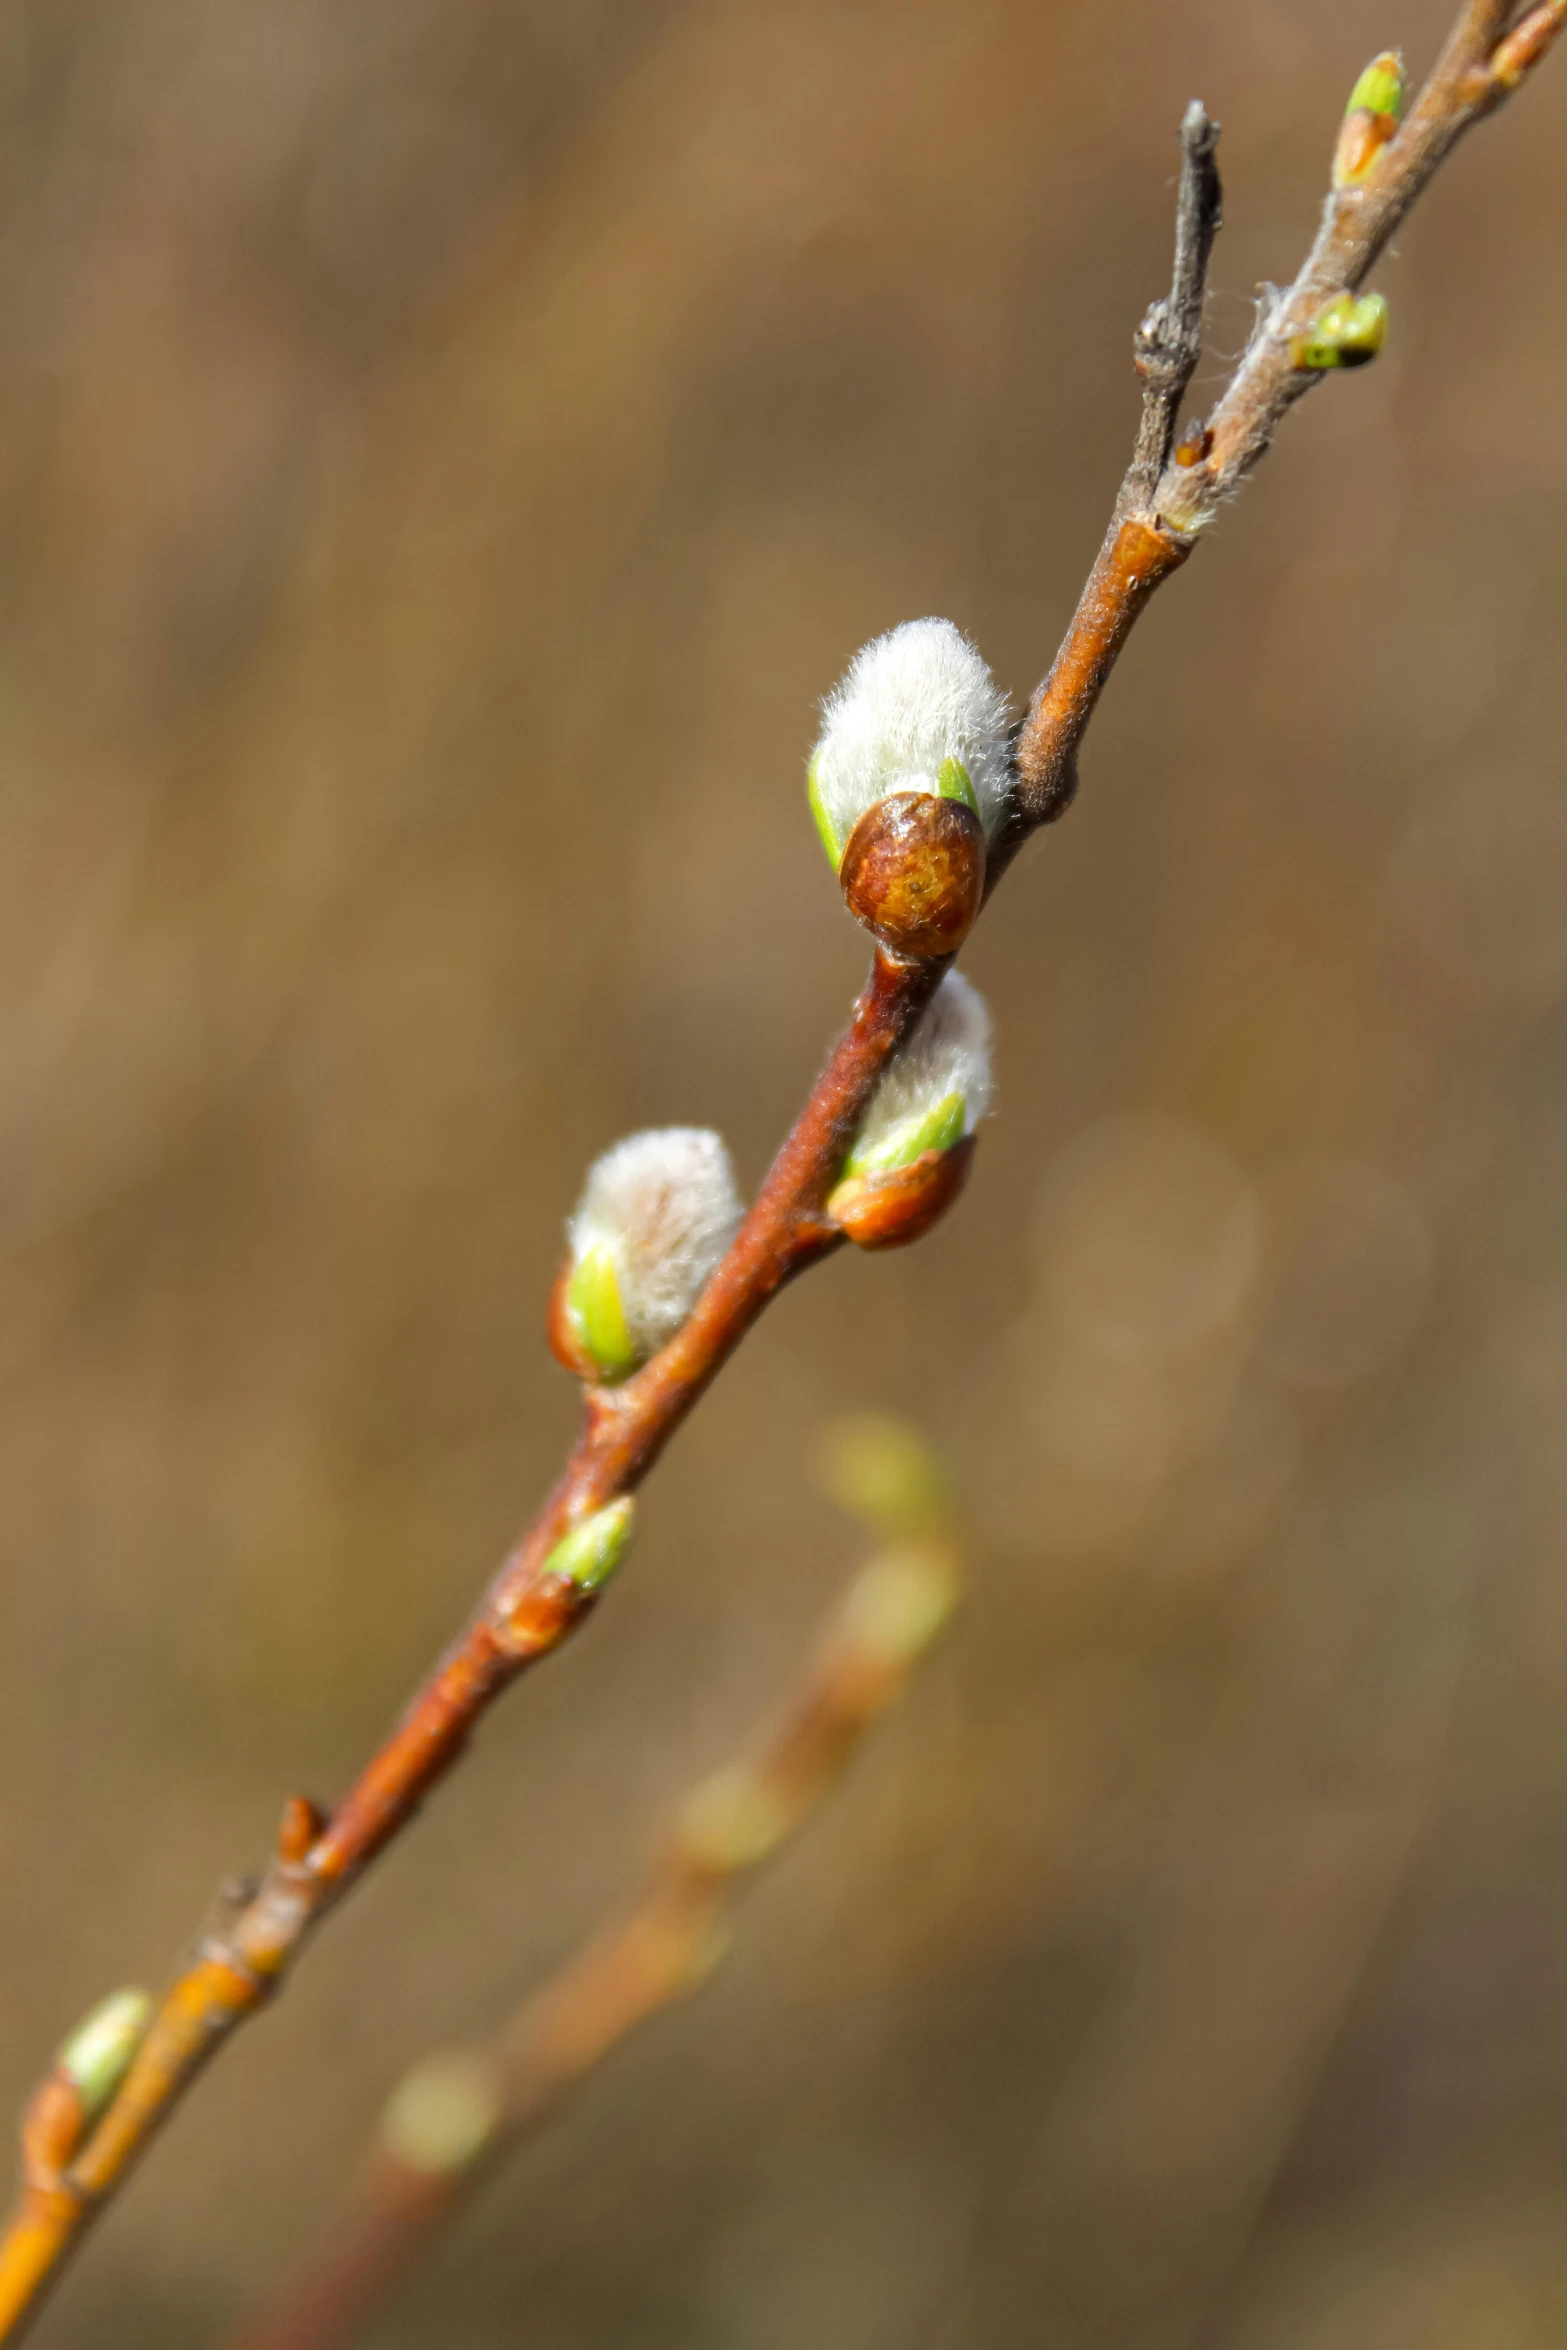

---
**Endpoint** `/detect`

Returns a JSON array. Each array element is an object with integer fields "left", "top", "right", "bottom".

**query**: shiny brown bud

[
  {"left": 839, "top": 792, "right": 985, "bottom": 961},
  {"left": 826, "top": 1135, "right": 976, "bottom": 1250}
]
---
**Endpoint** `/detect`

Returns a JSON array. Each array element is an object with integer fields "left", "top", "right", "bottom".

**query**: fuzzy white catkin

[
  {"left": 811, "top": 618, "right": 1013, "bottom": 855},
  {"left": 568, "top": 1128, "right": 744, "bottom": 1355},
  {"left": 854, "top": 971, "right": 993, "bottom": 1156}
]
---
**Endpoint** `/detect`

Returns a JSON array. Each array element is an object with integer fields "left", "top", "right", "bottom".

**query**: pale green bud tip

[
  {"left": 546, "top": 1496, "right": 636, "bottom": 1594},
  {"left": 1346, "top": 51, "right": 1403, "bottom": 121},
  {"left": 807, "top": 752, "right": 842, "bottom": 870},
  {"left": 380, "top": 2052, "right": 501, "bottom": 2175},
  {"left": 845, "top": 1090, "right": 965, "bottom": 1179},
  {"left": 838, "top": 1544, "right": 961, "bottom": 1667},
  {"left": 1291, "top": 291, "right": 1387, "bottom": 371},
  {"left": 816, "top": 1413, "right": 950, "bottom": 1538},
  {"left": 57, "top": 1988, "right": 153, "bottom": 2116},
  {"left": 564, "top": 1246, "right": 639, "bottom": 1383},
  {"left": 936, "top": 756, "right": 981, "bottom": 820}
]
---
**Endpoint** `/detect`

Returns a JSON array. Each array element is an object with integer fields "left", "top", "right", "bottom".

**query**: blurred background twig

[{"left": 228, "top": 1416, "right": 960, "bottom": 2350}]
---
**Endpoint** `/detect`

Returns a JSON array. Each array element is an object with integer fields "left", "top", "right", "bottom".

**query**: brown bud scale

[
  {"left": 276, "top": 1795, "right": 326, "bottom": 1868},
  {"left": 839, "top": 792, "right": 985, "bottom": 961},
  {"left": 545, "top": 1261, "right": 591, "bottom": 1378},
  {"left": 1334, "top": 108, "right": 1396, "bottom": 187},
  {"left": 20, "top": 2077, "right": 88, "bottom": 2192},
  {"left": 495, "top": 1571, "right": 591, "bottom": 1660},
  {"left": 827, "top": 1135, "right": 976, "bottom": 1251}
]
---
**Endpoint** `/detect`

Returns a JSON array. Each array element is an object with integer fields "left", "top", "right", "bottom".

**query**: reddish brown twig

[
  {"left": 228, "top": 1423, "right": 960, "bottom": 2350},
  {"left": 0, "top": 7, "right": 1559, "bottom": 2336}
]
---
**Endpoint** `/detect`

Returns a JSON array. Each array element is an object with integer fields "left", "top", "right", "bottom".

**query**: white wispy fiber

[
  {"left": 568, "top": 1128, "right": 743, "bottom": 1354},
  {"left": 851, "top": 972, "right": 994, "bottom": 1165},
  {"left": 810, "top": 619, "right": 1013, "bottom": 859}
]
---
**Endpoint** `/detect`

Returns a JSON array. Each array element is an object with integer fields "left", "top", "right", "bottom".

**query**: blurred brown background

[{"left": 0, "top": 1, "right": 1563, "bottom": 2343}]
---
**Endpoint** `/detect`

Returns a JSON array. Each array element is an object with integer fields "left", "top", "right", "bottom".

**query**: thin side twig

[
  {"left": 1123, "top": 100, "right": 1224, "bottom": 510},
  {"left": 228, "top": 1442, "right": 960, "bottom": 2350},
  {"left": 0, "top": 6, "right": 1559, "bottom": 2336},
  {"left": 1006, "top": 101, "right": 1221, "bottom": 832}
]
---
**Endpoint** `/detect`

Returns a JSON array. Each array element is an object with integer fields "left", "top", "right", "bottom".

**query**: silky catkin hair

[
  {"left": 568, "top": 1128, "right": 744, "bottom": 1354},
  {"left": 852, "top": 973, "right": 993, "bottom": 1154},
  {"left": 811, "top": 619, "right": 1013, "bottom": 854}
]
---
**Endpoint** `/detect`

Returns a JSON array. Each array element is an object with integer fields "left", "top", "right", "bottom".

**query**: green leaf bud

[
  {"left": 544, "top": 1496, "right": 636, "bottom": 1595},
  {"left": 57, "top": 1988, "right": 153, "bottom": 2121},
  {"left": 1346, "top": 51, "right": 1404, "bottom": 122},
  {"left": 1291, "top": 291, "right": 1387, "bottom": 370}
]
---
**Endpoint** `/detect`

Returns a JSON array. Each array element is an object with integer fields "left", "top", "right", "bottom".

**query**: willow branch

[
  {"left": 228, "top": 1430, "right": 959, "bottom": 2350},
  {"left": 0, "top": 7, "right": 1559, "bottom": 2337}
]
